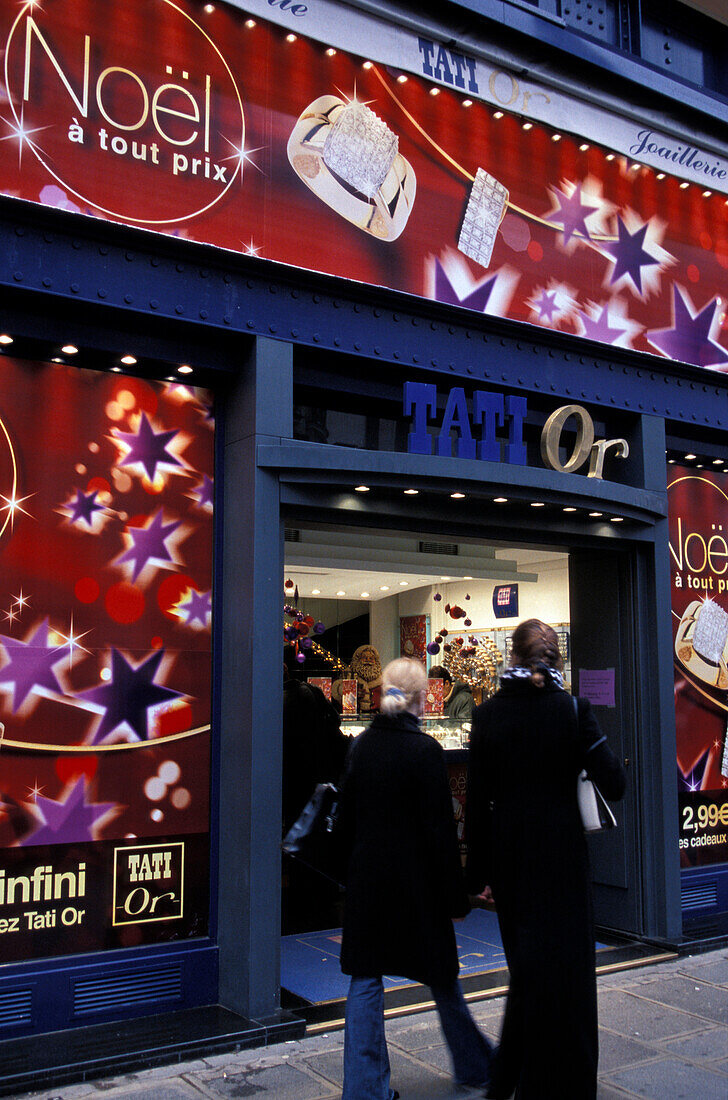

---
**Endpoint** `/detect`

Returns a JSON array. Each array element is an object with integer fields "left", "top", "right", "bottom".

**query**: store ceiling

[{"left": 284, "top": 528, "right": 566, "bottom": 601}]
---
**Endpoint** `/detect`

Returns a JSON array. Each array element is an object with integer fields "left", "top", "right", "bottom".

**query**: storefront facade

[{"left": 0, "top": 0, "right": 726, "bottom": 1079}]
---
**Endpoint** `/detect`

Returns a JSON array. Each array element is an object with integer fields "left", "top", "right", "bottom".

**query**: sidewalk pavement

[{"left": 13, "top": 948, "right": 728, "bottom": 1100}]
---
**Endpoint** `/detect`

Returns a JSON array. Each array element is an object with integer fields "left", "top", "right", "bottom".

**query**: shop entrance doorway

[{"left": 281, "top": 524, "right": 641, "bottom": 1012}]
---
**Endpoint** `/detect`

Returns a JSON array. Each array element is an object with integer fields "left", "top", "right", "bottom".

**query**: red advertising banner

[
  {"left": 0, "top": 359, "right": 214, "bottom": 960},
  {"left": 668, "top": 466, "right": 728, "bottom": 868},
  {"left": 1, "top": 0, "right": 727, "bottom": 372},
  {"left": 399, "top": 613, "right": 427, "bottom": 661}
]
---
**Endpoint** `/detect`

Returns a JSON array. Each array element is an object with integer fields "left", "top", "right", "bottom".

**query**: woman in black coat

[
  {"left": 339, "top": 656, "right": 493, "bottom": 1100},
  {"left": 466, "top": 620, "right": 626, "bottom": 1100}
]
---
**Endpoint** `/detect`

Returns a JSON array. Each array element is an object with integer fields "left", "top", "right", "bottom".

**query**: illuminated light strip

[
  {"left": 369, "top": 65, "right": 618, "bottom": 243},
  {"left": 0, "top": 723, "right": 211, "bottom": 753}
]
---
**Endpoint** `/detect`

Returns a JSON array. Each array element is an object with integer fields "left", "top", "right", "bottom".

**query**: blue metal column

[
  {"left": 217, "top": 336, "right": 292, "bottom": 1018},
  {"left": 632, "top": 415, "right": 681, "bottom": 941}
]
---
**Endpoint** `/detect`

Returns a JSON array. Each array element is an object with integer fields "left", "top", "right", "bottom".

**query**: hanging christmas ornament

[
  {"left": 427, "top": 641, "right": 441, "bottom": 655},
  {"left": 434, "top": 592, "right": 442, "bottom": 601},
  {"left": 284, "top": 578, "right": 294, "bottom": 589}
]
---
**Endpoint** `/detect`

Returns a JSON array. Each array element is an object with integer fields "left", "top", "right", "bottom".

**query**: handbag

[
  {"left": 577, "top": 769, "right": 617, "bottom": 832},
  {"left": 572, "top": 697, "right": 617, "bottom": 833},
  {"left": 282, "top": 781, "right": 343, "bottom": 882}
]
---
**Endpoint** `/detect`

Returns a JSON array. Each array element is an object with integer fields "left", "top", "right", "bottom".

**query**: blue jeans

[{"left": 342, "top": 976, "right": 493, "bottom": 1099}]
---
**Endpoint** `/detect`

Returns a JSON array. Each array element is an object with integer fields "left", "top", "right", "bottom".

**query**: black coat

[
  {"left": 465, "top": 679, "right": 626, "bottom": 1100},
  {"left": 339, "top": 712, "right": 469, "bottom": 987}
]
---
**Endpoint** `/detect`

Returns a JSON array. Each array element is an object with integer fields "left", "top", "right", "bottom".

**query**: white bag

[{"left": 577, "top": 770, "right": 617, "bottom": 833}]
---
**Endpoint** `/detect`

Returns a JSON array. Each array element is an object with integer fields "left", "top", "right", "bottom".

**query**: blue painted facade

[{"left": 0, "top": 0, "right": 726, "bottom": 1063}]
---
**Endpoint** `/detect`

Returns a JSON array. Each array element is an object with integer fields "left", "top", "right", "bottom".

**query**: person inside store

[
  {"left": 282, "top": 645, "right": 349, "bottom": 933},
  {"left": 337, "top": 657, "right": 493, "bottom": 1100},
  {"left": 465, "top": 619, "right": 625, "bottom": 1100},
  {"left": 428, "top": 664, "right": 474, "bottom": 719}
]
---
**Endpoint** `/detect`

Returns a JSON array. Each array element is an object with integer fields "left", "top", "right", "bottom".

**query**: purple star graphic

[
  {"left": 21, "top": 778, "right": 115, "bottom": 846},
  {"left": 578, "top": 305, "right": 628, "bottom": 345},
  {"left": 647, "top": 286, "right": 728, "bottom": 368},
  {"left": 116, "top": 413, "right": 182, "bottom": 481},
  {"left": 546, "top": 184, "right": 599, "bottom": 245},
  {"left": 603, "top": 217, "right": 660, "bottom": 294},
  {"left": 192, "top": 475, "right": 214, "bottom": 509},
  {"left": 179, "top": 589, "right": 212, "bottom": 628},
  {"left": 67, "top": 488, "right": 104, "bottom": 527},
  {"left": 534, "top": 290, "right": 559, "bottom": 323},
  {"left": 0, "top": 618, "right": 65, "bottom": 711},
  {"left": 79, "top": 648, "right": 182, "bottom": 745},
  {"left": 677, "top": 749, "right": 710, "bottom": 793},
  {"left": 434, "top": 259, "right": 497, "bottom": 312},
  {"left": 118, "top": 511, "right": 182, "bottom": 581}
]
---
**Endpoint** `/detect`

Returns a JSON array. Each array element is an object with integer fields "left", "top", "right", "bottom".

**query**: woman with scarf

[
  {"left": 339, "top": 656, "right": 493, "bottom": 1100},
  {"left": 466, "top": 619, "right": 625, "bottom": 1099}
]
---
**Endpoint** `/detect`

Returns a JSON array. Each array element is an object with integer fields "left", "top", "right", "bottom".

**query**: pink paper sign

[{"left": 578, "top": 669, "right": 615, "bottom": 707}]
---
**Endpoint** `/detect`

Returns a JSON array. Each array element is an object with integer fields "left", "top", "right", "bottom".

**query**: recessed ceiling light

[
  {"left": 713, "top": 459, "right": 723, "bottom": 465},
  {"left": 579, "top": 143, "right": 589, "bottom": 151},
  {"left": 397, "top": 75, "right": 408, "bottom": 84},
  {"left": 110, "top": 366, "right": 122, "bottom": 372},
  {"left": 399, "top": 581, "right": 409, "bottom": 587},
  {"left": 703, "top": 190, "right": 712, "bottom": 198},
  {"left": 463, "top": 99, "right": 473, "bottom": 107},
  {"left": 286, "top": 33, "right": 297, "bottom": 42},
  {"left": 354, "top": 485, "right": 370, "bottom": 492},
  {"left": 563, "top": 507, "right": 577, "bottom": 512},
  {"left": 611, "top": 517, "right": 624, "bottom": 522},
  {"left": 361, "top": 591, "right": 370, "bottom": 598},
  {"left": 61, "top": 344, "right": 78, "bottom": 355},
  {"left": 326, "top": 47, "right": 336, "bottom": 56},
  {"left": 404, "top": 488, "right": 419, "bottom": 495},
  {"left": 440, "top": 575, "right": 451, "bottom": 581},
  {"left": 589, "top": 512, "right": 603, "bottom": 518},
  {"left": 336, "top": 590, "right": 346, "bottom": 596},
  {"left": 463, "top": 576, "right": 473, "bottom": 580},
  {"left": 178, "top": 364, "right": 193, "bottom": 374},
  {"left": 311, "top": 589, "right": 321, "bottom": 595},
  {"left": 657, "top": 172, "right": 665, "bottom": 179},
  {"left": 667, "top": 458, "right": 676, "bottom": 464},
  {"left": 52, "top": 357, "right": 63, "bottom": 363},
  {"left": 204, "top": 3, "right": 214, "bottom": 11},
  {"left": 450, "top": 492, "right": 465, "bottom": 499},
  {"left": 363, "top": 61, "right": 373, "bottom": 69},
  {"left": 685, "top": 453, "right": 696, "bottom": 460},
  {"left": 680, "top": 181, "right": 689, "bottom": 189},
  {"left": 121, "top": 355, "right": 137, "bottom": 365},
  {"left": 552, "top": 134, "right": 561, "bottom": 142},
  {"left": 430, "top": 87, "right": 440, "bottom": 96},
  {"left": 530, "top": 501, "right": 545, "bottom": 507},
  {"left": 494, "top": 497, "right": 508, "bottom": 503},
  {"left": 380, "top": 585, "right": 390, "bottom": 591},
  {"left": 522, "top": 121, "right": 532, "bottom": 130},
  {"left": 696, "top": 464, "right": 704, "bottom": 469},
  {"left": 493, "top": 111, "right": 503, "bottom": 119},
  {"left": 0, "top": 335, "right": 14, "bottom": 345},
  {"left": 606, "top": 153, "right": 615, "bottom": 161},
  {"left": 245, "top": 18, "right": 255, "bottom": 27}
]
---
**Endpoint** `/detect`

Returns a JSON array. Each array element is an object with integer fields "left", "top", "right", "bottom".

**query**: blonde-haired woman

[{"left": 339, "top": 657, "right": 492, "bottom": 1100}]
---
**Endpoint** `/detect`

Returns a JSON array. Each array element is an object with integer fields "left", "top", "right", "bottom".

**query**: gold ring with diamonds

[{"left": 287, "top": 95, "right": 416, "bottom": 241}]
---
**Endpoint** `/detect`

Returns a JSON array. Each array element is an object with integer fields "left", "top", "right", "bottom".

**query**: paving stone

[
  {"left": 660, "top": 1025, "right": 728, "bottom": 1061},
  {"left": 677, "top": 956, "right": 728, "bottom": 987},
  {"left": 604, "top": 1057, "right": 728, "bottom": 1098},
  {"left": 596, "top": 1029, "right": 659, "bottom": 1072},
  {"left": 91, "top": 1084, "right": 208, "bottom": 1100},
  {"left": 597, "top": 988, "right": 707, "bottom": 1040},
  {"left": 624, "top": 976, "right": 728, "bottom": 1025},
  {"left": 201, "top": 1062, "right": 336, "bottom": 1098}
]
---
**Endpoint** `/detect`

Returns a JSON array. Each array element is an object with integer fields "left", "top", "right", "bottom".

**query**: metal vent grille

[
  {"left": 418, "top": 541, "right": 459, "bottom": 556},
  {"left": 284, "top": 529, "right": 301, "bottom": 542},
  {"left": 0, "top": 988, "right": 32, "bottom": 1026},
  {"left": 73, "top": 964, "right": 182, "bottom": 1016},
  {"left": 681, "top": 881, "right": 718, "bottom": 911}
]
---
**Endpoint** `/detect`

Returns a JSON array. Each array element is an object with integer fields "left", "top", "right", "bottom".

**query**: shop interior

[{"left": 281, "top": 524, "right": 572, "bottom": 1009}]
